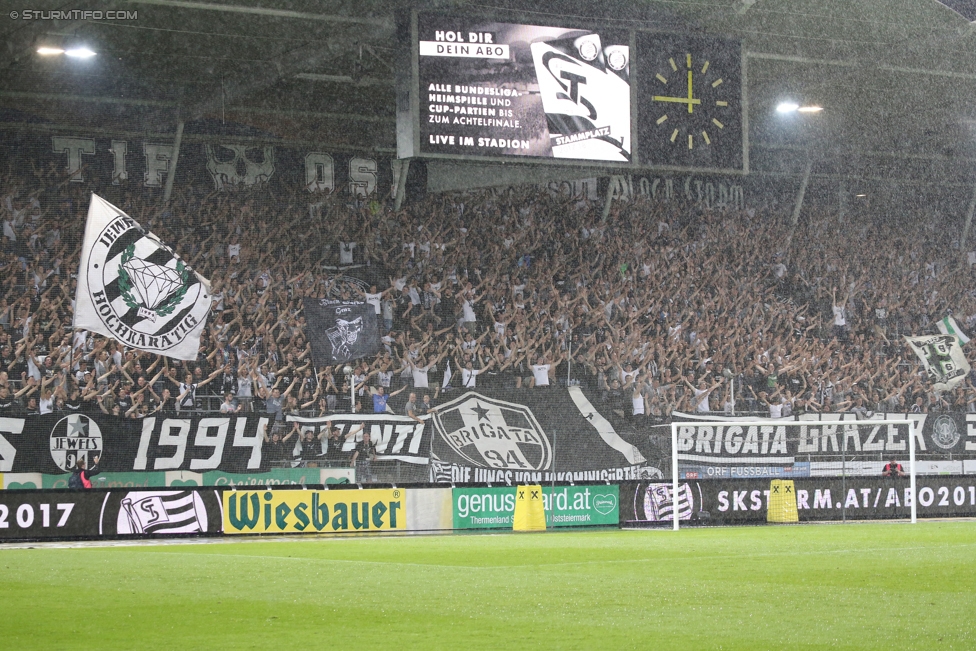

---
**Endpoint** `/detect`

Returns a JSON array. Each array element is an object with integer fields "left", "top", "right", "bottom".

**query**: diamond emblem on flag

[
  {"left": 118, "top": 243, "right": 190, "bottom": 320},
  {"left": 122, "top": 259, "right": 183, "bottom": 309},
  {"left": 76, "top": 194, "right": 212, "bottom": 360}
]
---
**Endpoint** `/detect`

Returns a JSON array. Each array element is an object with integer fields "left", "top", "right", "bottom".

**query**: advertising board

[
  {"left": 0, "top": 489, "right": 223, "bottom": 541},
  {"left": 621, "top": 477, "right": 976, "bottom": 525},
  {"left": 222, "top": 488, "right": 406, "bottom": 535},
  {"left": 452, "top": 485, "right": 619, "bottom": 529}
]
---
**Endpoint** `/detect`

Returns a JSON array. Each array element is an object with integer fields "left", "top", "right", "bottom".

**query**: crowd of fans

[{"left": 2, "top": 160, "right": 976, "bottom": 429}]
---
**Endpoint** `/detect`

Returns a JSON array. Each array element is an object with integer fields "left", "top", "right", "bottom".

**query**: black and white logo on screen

[
  {"left": 49, "top": 414, "right": 103, "bottom": 471},
  {"left": 431, "top": 392, "right": 552, "bottom": 470}
]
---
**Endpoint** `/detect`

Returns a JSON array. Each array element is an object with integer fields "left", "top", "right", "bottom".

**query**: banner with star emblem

[
  {"left": 0, "top": 413, "right": 269, "bottom": 474},
  {"left": 74, "top": 194, "right": 212, "bottom": 360},
  {"left": 427, "top": 387, "right": 651, "bottom": 484}
]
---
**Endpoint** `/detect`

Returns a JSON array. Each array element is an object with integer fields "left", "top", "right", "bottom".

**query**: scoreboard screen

[
  {"left": 417, "top": 16, "right": 631, "bottom": 162},
  {"left": 398, "top": 11, "right": 746, "bottom": 174}
]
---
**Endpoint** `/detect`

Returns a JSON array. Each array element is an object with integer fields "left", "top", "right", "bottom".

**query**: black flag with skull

[{"left": 304, "top": 298, "right": 380, "bottom": 366}]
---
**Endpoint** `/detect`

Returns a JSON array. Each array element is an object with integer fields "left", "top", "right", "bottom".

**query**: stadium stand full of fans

[{"left": 2, "top": 163, "right": 976, "bottom": 435}]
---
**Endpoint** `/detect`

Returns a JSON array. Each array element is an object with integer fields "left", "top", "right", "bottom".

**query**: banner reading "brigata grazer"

[{"left": 669, "top": 411, "right": 976, "bottom": 478}]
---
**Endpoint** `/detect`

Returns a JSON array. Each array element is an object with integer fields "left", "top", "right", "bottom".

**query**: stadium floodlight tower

[{"left": 670, "top": 418, "right": 917, "bottom": 530}]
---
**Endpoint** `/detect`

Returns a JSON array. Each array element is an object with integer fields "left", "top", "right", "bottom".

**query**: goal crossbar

[{"left": 669, "top": 419, "right": 917, "bottom": 530}]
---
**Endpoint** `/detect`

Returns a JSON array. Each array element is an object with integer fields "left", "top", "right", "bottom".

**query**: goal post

[{"left": 669, "top": 419, "right": 917, "bottom": 531}]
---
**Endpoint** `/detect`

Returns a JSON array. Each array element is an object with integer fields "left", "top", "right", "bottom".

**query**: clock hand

[
  {"left": 652, "top": 69, "right": 701, "bottom": 113},
  {"left": 652, "top": 95, "right": 701, "bottom": 106}
]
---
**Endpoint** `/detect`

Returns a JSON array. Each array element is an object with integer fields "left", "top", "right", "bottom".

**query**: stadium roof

[{"left": 1, "top": 0, "right": 974, "bottom": 187}]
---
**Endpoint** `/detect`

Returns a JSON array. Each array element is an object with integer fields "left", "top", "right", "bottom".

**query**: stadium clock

[
  {"left": 650, "top": 52, "right": 733, "bottom": 151},
  {"left": 635, "top": 33, "right": 744, "bottom": 171}
]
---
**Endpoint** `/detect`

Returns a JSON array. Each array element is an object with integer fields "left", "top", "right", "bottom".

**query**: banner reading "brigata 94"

[{"left": 416, "top": 14, "right": 631, "bottom": 162}]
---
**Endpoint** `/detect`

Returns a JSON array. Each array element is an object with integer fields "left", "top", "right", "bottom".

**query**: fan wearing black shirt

[
  {"left": 263, "top": 422, "right": 297, "bottom": 465},
  {"left": 351, "top": 429, "right": 377, "bottom": 483},
  {"left": 0, "top": 386, "right": 13, "bottom": 415},
  {"left": 24, "top": 395, "right": 40, "bottom": 416}
]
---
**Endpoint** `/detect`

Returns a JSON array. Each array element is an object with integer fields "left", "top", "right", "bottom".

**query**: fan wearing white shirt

[
  {"left": 358, "top": 284, "right": 393, "bottom": 318},
  {"left": 410, "top": 350, "right": 448, "bottom": 391},
  {"left": 830, "top": 285, "right": 852, "bottom": 339},
  {"left": 527, "top": 351, "right": 565, "bottom": 388},
  {"left": 684, "top": 375, "right": 724, "bottom": 413},
  {"left": 459, "top": 357, "right": 494, "bottom": 388}
]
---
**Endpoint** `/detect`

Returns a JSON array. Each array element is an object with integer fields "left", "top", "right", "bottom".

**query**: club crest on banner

[
  {"left": 530, "top": 32, "right": 631, "bottom": 161},
  {"left": 116, "top": 491, "right": 209, "bottom": 535},
  {"left": 75, "top": 195, "right": 211, "bottom": 360},
  {"left": 430, "top": 392, "right": 552, "bottom": 470},
  {"left": 49, "top": 414, "right": 103, "bottom": 471},
  {"left": 641, "top": 482, "right": 695, "bottom": 522},
  {"left": 930, "top": 415, "right": 961, "bottom": 450}
]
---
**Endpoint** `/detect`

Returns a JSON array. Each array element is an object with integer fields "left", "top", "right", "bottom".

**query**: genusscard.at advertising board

[{"left": 452, "top": 485, "right": 619, "bottom": 529}]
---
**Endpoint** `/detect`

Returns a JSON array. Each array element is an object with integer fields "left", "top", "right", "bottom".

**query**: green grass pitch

[{"left": 1, "top": 522, "right": 974, "bottom": 650}]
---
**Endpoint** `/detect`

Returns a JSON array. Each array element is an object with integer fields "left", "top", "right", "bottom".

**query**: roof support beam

[
  {"left": 746, "top": 52, "right": 976, "bottom": 80},
  {"left": 736, "top": 0, "right": 759, "bottom": 15},
  {"left": 754, "top": 141, "right": 976, "bottom": 165},
  {"left": 0, "top": 121, "right": 396, "bottom": 153},
  {"left": 0, "top": 91, "right": 395, "bottom": 124},
  {"left": 124, "top": 0, "right": 392, "bottom": 28},
  {"left": 294, "top": 73, "right": 393, "bottom": 87},
  {"left": 225, "top": 106, "right": 394, "bottom": 123},
  {"left": 961, "top": 183, "right": 976, "bottom": 249},
  {"left": 0, "top": 90, "right": 176, "bottom": 107}
]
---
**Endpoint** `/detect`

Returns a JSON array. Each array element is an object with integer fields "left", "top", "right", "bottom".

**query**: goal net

[{"left": 661, "top": 419, "right": 918, "bottom": 529}]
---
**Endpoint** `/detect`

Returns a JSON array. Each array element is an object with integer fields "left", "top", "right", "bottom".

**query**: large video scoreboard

[{"left": 397, "top": 11, "right": 747, "bottom": 174}]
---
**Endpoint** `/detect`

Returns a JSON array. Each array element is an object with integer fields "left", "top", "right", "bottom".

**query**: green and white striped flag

[
  {"left": 937, "top": 316, "right": 970, "bottom": 344},
  {"left": 904, "top": 334, "right": 970, "bottom": 392}
]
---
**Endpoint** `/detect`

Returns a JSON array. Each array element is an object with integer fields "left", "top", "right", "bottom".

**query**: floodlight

[
  {"left": 776, "top": 102, "right": 799, "bottom": 114},
  {"left": 37, "top": 48, "right": 65, "bottom": 55},
  {"left": 65, "top": 48, "right": 97, "bottom": 58}
]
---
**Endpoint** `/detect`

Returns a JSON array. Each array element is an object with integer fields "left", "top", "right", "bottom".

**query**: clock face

[
  {"left": 636, "top": 34, "right": 744, "bottom": 170},
  {"left": 650, "top": 53, "right": 732, "bottom": 151}
]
